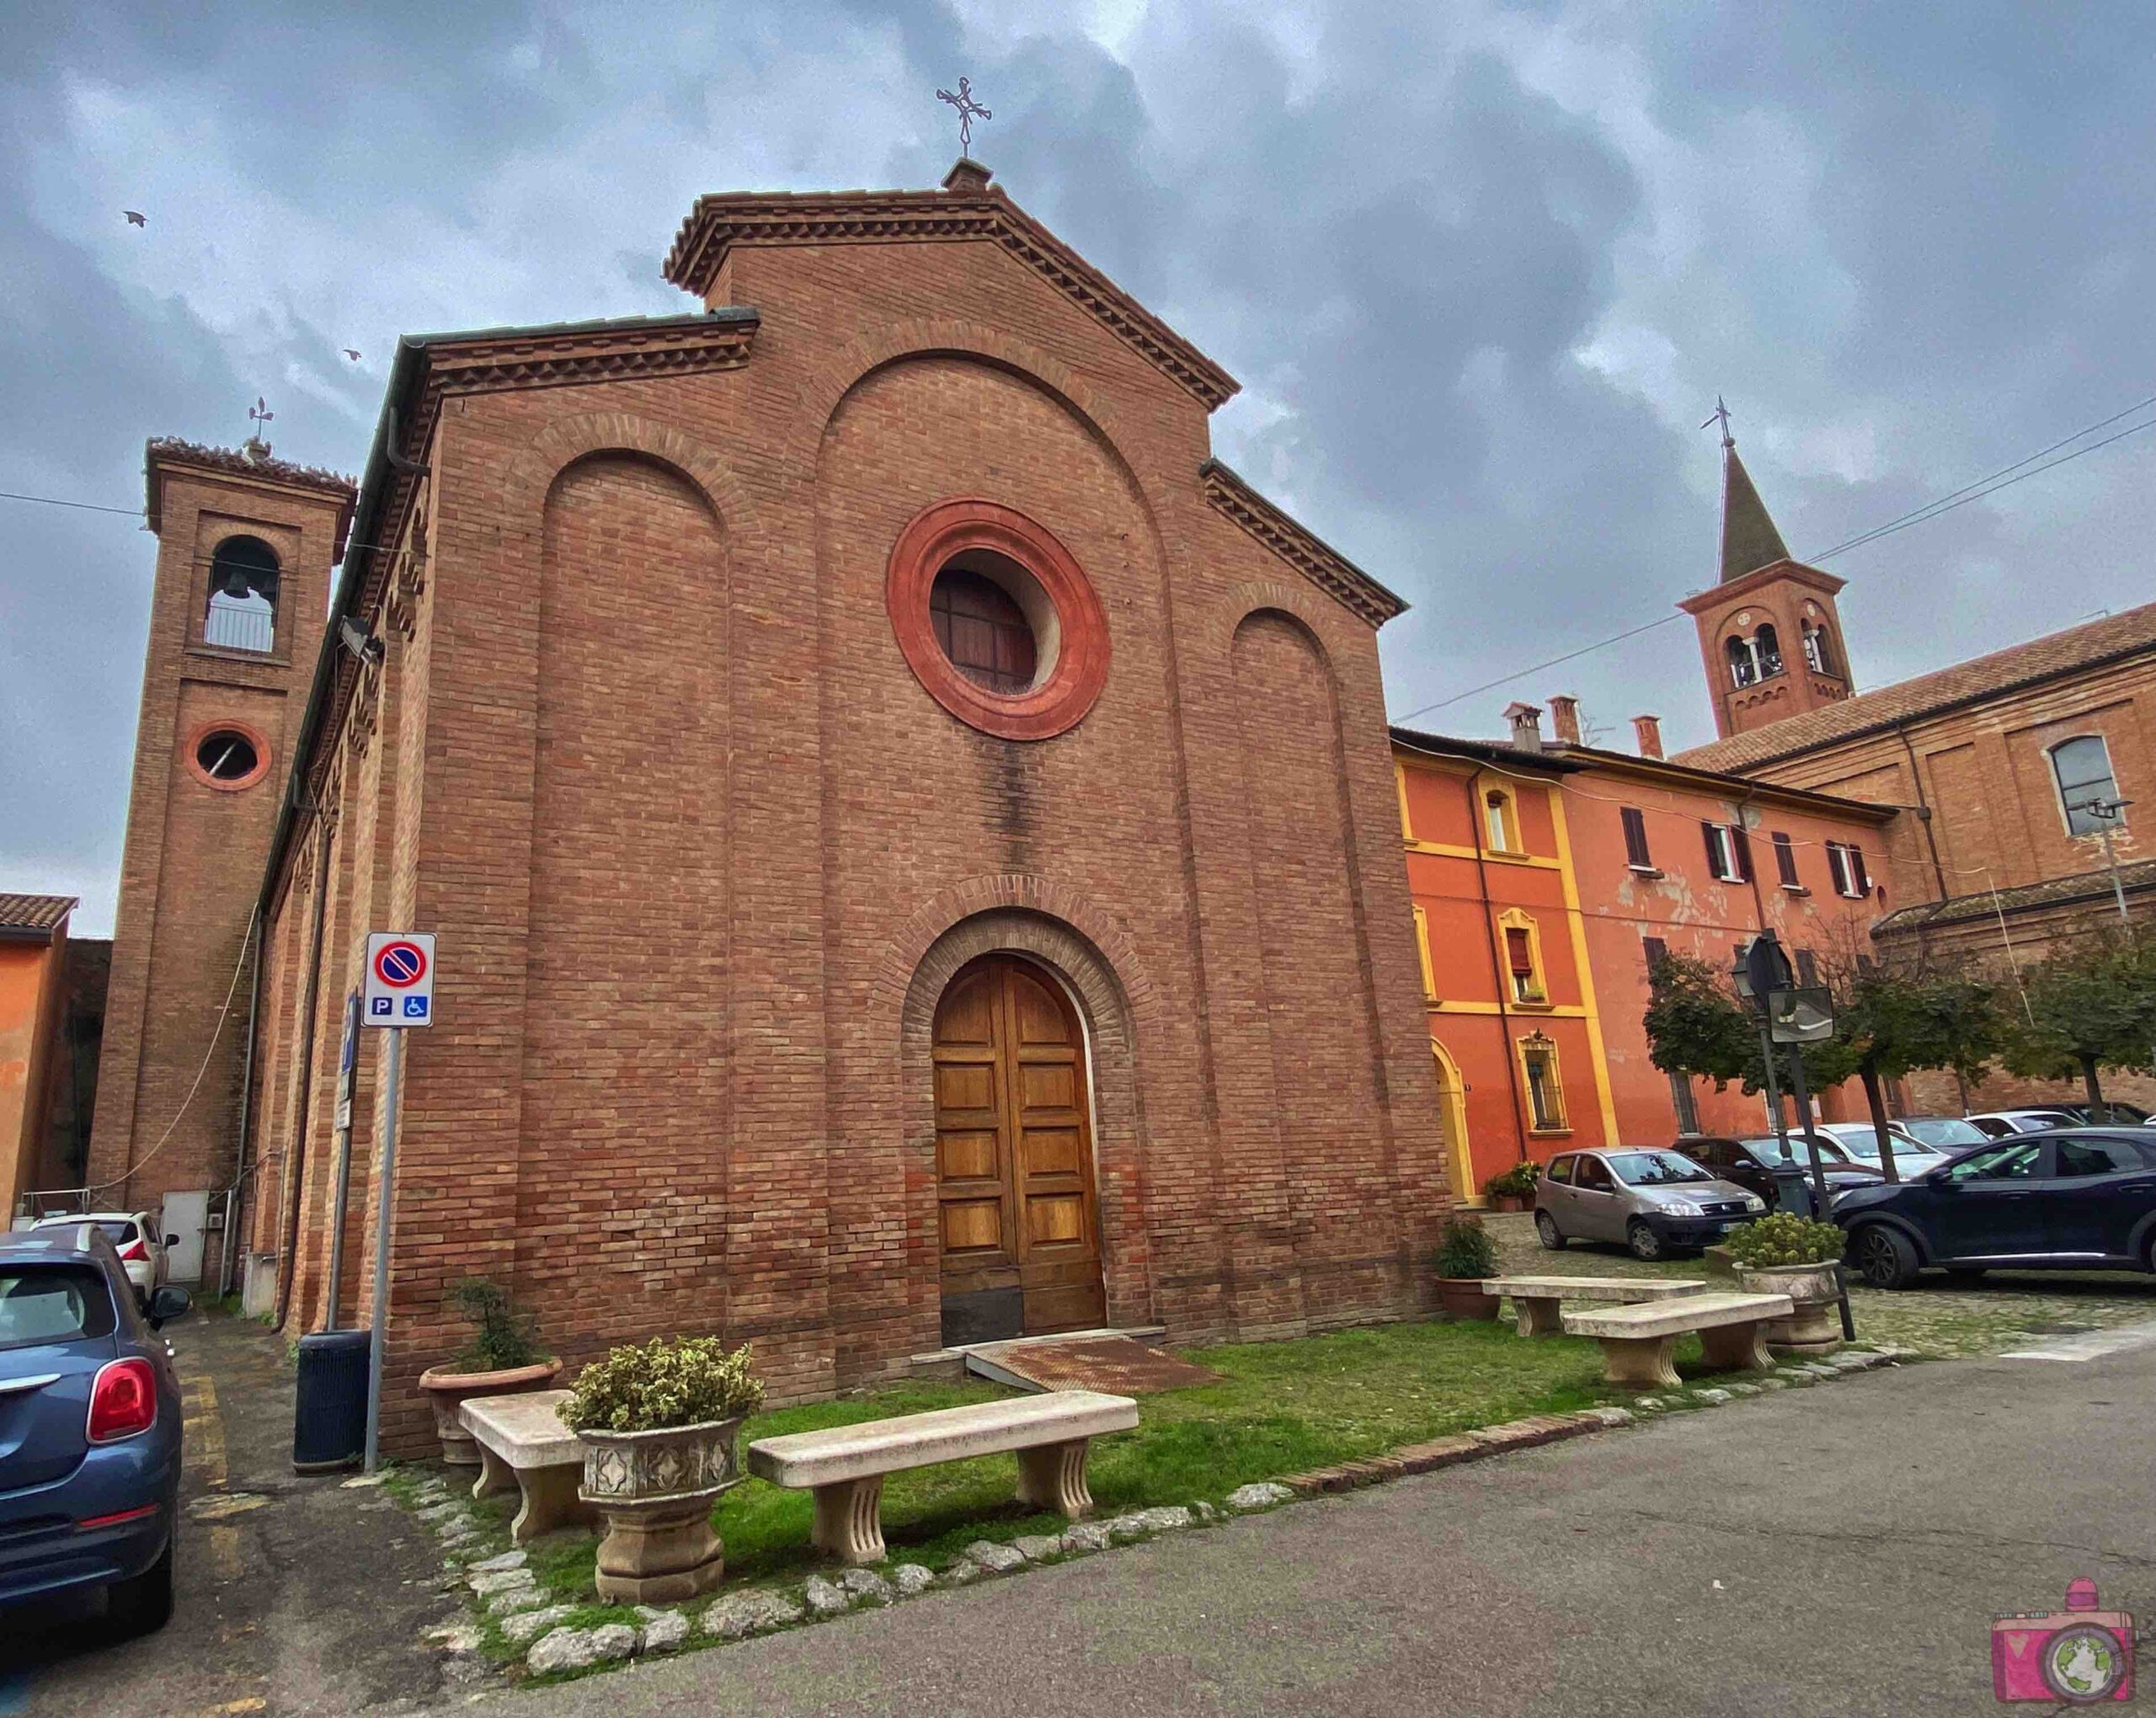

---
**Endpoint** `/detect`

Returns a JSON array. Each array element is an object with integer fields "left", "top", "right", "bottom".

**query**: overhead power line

[{"left": 0, "top": 489, "right": 145, "bottom": 518}]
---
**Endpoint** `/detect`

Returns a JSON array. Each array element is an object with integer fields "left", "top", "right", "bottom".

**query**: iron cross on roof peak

[
  {"left": 1701, "top": 396, "right": 1734, "bottom": 449},
  {"left": 937, "top": 77, "right": 991, "bottom": 153}
]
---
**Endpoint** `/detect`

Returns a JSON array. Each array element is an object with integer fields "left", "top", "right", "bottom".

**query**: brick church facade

[{"left": 90, "top": 160, "right": 1449, "bottom": 1451}]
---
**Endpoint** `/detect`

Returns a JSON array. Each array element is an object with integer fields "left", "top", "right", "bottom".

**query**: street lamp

[{"left": 2084, "top": 797, "right": 2135, "bottom": 926}]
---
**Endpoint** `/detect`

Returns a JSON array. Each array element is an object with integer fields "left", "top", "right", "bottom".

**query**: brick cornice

[
  {"left": 664, "top": 184, "right": 1237, "bottom": 411},
  {"left": 1200, "top": 461, "right": 1406, "bottom": 629}
]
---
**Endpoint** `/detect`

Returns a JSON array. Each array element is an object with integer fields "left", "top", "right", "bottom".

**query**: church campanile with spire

[{"left": 1678, "top": 424, "right": 1854, "bottom": 740}]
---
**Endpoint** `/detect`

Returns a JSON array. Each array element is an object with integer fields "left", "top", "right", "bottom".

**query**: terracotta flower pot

[
  {"left": 1736, "top": 1262, "right": 1844, "bottom": 1355},
  {"left": 1435, "top": 1278, "right": 1502, "bottom": 1321},
  {"left": 417, "top": 1359, "right": 562, "bottom": 1466},
  {"left": 579, "top": 1416, "right": 746, "bottom": 1603}
]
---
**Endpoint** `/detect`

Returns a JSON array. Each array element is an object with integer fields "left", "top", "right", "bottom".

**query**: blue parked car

[
  {"left": 1, "top": 1221, "right": 189, "bottom": 1634},
  {"left": 1833, "top": 1128, "right": 2156, "bottom": 1289}
]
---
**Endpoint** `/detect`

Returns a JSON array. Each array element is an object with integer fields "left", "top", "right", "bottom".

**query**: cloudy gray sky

[{"left": 5, "top": 2, "right": 2152, "bottom": 933}]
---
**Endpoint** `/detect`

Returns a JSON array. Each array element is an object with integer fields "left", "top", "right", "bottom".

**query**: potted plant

[
  {"left": 1726, "top": 1213, "right": 1848, "bottom": 1355},
  {"left": 416, "top": 1279, "right": 561, "bottom": 1466},
  {"left": 1481, "top": 1160, "right": 1541, "bottom": 1213},
  {"left": 1430, "top": 1214, "right": 1501, "bottom": 1321},
  {"left": 565, "top": 1335, "right": 763, "bottom": 1603}
]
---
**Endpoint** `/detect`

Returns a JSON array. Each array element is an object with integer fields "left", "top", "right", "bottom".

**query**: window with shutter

[
  {"left": 1731, "top": 826, "right": 1753, "bottom": 882},
  {"left": 1642, "top": 936, "right": 1668, "bottom": 972},
  {"left": 1772, "top": 831, "right": 1801, "bottom": 888},
  {"left": 1848, "top": 846, "right": 1870, "bottom": 894},
  {"left": 1826, "top": 843, "right": 1852, "bottom": 896},
  {"left": 1621, "top": 806, "right": 1652, "bottom": 870}
]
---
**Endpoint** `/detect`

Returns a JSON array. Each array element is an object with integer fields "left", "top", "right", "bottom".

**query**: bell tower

[
  {"left": 87, "top": 435, "right": 354, "bottom": 1277},
  {"left": 1678, "top": 421, "right": 1854, "bottom": 741}
]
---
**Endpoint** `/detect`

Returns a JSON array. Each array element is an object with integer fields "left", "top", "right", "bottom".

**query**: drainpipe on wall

[
  {"left": 218, "top": 906, "right": 267, "bottom": 1301},
  {"left": 1469, "top": 767, "right": 1530, "bottom": 1166},
  {"left": 1893, "top": 723, "right": 1952, "bottom": 903},
  {"left": 272, "top": 806, "right": 334, "bottom": 1330}
]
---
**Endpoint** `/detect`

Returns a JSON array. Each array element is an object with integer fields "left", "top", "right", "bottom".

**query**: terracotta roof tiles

[{"left": 0, "top": 894, "right": 77, "bottom": 936}]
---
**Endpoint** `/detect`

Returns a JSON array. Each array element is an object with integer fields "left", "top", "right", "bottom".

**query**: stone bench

[
  {"left": 1481, "top": 1275, "right": 1710, "bottom": 1338},
  {"left": 747, "top": 1389, "right": 1139, "bottom": 1565},
  {"left": 1561, "top": 1292, "right": 1795, "bottom": 1389},
  {"left": 459, "top": 1389, "right": 599, "bottom": 1545}
]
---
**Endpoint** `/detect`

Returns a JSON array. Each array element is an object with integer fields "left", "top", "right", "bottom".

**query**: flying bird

[
  {"left": 124, "top": 210, "right": 147, "bottom": 227},
  {"left": 342, "top": 349, "right": 361, "bottom": 361}
]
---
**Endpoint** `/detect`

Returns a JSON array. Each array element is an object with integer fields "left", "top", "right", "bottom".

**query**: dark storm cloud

[{"left": 5, "top": 1, "right": 2153, "bottom": 929}]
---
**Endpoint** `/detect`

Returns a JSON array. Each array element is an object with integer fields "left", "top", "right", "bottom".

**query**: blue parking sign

[
  {"left": 403, "top": 995, "right": 429, "bottom": 1019},
  {"left": 371, "top": 995, "right": 393, "bottom": 1017}
]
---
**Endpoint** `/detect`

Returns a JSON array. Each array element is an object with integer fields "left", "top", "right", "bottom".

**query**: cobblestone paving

[{"left": 1484, "top": 1212, "right": 2156, "bottom": 1357}]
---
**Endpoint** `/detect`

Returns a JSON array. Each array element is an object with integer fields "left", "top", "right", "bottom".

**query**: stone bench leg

[
  {"left": 1598, "top": 1334, "right": 1681, "bottom": 1390},
  {"left": 1699, "top": 1319, "right": 1772, "bottom": 1374},
  {"left": 811, "top": 1475, "right": 887, "bottom": 1566},
  {"left": 472, "top": 1444, "right": 515, "bottom": 1504},
  {"left": 512, "top": 1465, "right": 598, "bottom": 1546},
  {"left": 1015, "top": 1438, "right": 1095, "bottom": 1521},
  {"left": 1513, "top": 1296, "right": 1564, "bottom": 1338}
]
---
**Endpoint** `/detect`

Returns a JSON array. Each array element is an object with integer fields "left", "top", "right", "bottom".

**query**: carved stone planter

[
  {"left": 1737, "top": 1262, "right": 1843, "bottom": 1355},
  {"left": 579, "top": 1416, "right": 744, "bottom": 1603},
  {"left": 417, "top": 1360, "right": 561, "bottom": 1466}
]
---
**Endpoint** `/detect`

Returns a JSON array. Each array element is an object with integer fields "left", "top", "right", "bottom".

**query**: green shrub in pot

[
  {"left": 1482, "top": 1161, "right": 1541, "bottom": 1205},
  {"left": 1725, "top": 1212, "right": 1846, "bottom": 1269},
  {"left": 1430, "top": 1214, "right": 1501, "bottom": 1320}
]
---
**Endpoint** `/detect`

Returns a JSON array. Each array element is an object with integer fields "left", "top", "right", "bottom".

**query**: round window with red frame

[{"left": 886, "top": 499, "right": 1109, "bottom": 742}]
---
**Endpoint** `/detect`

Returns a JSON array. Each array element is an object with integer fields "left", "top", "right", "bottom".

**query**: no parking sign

[{"left": 362, "top": 932, "right": 435, "bottom": 1027}]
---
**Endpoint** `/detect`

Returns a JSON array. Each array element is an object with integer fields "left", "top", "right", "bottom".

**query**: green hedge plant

[
  {"left": 1726, "top": 1212, "right": 1847, "bottom": 1268},
  {"left": 1432, "top": 1214, "right": 1497, "bottom": 1279},
  {"left": 565, "top": 1335, "right": 765, "bottom": 1433},
  {"left": 1482, "top": 1161, "right": 1541, "bottom": 1200}
]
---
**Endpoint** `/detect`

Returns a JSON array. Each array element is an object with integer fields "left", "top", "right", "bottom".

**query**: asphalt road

[
  {"left": 472, "top": 1331, "right": 2156, "bottom": 1718},
  {"left": 2, "top": 1309, "right": 460, "bottom": 1717}
]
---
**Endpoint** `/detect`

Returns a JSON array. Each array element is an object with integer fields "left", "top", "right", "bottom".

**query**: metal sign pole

[{"left": 362, "top": 1024, "right": 404, "bottom": 1475}]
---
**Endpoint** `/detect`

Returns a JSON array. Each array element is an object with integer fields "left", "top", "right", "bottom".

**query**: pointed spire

[{"left": 1716, "top": 427, "right": 1790, "bottom": 584}]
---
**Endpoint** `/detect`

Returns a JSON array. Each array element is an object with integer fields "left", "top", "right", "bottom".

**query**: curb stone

[
  {"left": 837, "top": 1569, "right": 894, "bottom": 1605},
  {"left": 892, "top": 1564, "right": 936, "bottom": 1597},
  {"left": 528, "top": 1624, "right": 637, "bottom": 1676},
  {"left": 703, "top": 1590, "right": 803, "bottom": 1639},
  {"left": 636, "top": 1608, "right": 690, "bottom": 1651},
  {"left": 1014, "top": 1534, "right": 1065, "bottom": 1561},
  {"left": 1225, "top": 1482, "right": 1293, "bottom": 1511},
  {"left": 502, "top": 1604, "right": 578, "bottom": 1646},
  {"left": 803, "top": 1575, "right": 851, "bottom": 1615},
  {"left": 964, "top": 1539, "right": 1028, "bottom": 1572},
  {"left": 1061, "top": 1522, "right": 1113, "bottom": 1552}
]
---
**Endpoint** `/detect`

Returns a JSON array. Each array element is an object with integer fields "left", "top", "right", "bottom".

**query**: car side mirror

[
  {"left": 163, "top": 1235, "right": 180, "bottom": 1248},
  {"left": 147, "top": 1284, "right": 191, "bottom": 1328}
]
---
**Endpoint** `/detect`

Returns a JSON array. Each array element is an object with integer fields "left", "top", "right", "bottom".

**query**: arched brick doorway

[{"left": 932, "top": 952, "right": 1107, "bottom": 1344}]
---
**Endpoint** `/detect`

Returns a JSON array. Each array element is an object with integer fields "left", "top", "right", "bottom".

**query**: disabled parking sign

[{"left": 362, "top": 933, "right": 435, "bottom": 1028}]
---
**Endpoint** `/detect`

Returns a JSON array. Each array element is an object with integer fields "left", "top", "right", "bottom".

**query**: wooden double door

[{"left": 932, "top": 954, "right": 1106, "bottom": 1343}]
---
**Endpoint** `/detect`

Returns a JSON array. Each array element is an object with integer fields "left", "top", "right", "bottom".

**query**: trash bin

[{"left": 293, "top": 1328, "right": 371, "bottom": 1473}]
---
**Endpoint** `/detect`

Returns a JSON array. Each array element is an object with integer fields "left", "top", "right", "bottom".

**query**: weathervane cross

[
  {"left": 937, "top": 77, "right": 991, "bottom": 153},
  {"left": 1701, "top": 395, "right": 1734, "bottom": 448},
  {"left": 248, "top": 396, "right": 275, "bottom": 439}
]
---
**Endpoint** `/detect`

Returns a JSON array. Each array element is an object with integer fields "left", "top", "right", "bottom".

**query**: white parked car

[
  {"left": 30, "top": 1210, "right": 173, "bottom": 1304},
  {"left": 1809, "top": 1122, "right": 1953, "bottom": 1178},
  {"left": 1965, "top": 1109, "right": 2080, "bottom": 1139}
]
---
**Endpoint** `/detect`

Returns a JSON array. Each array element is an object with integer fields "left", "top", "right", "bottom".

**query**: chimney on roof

[
  {"left": 1633, "top": 714, "right": 1665, "bottom": 760},
  {"left": 1503, "top": 701, "right": 1544, "bottom": 753},
  {"left": 1547, "top": 696, "right": 1582, "bottom": 747}
]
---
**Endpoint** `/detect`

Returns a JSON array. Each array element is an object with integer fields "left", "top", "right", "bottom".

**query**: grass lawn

[{"left": 430, "top": 1311, "right": 1758, "bottom": 1642}]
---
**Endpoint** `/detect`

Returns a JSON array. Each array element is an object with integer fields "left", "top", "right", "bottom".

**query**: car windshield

[
  {"left": 1742, "top": 1136, "right": 1856, "bottom": 1168},
  {"left": 1821, "top": 1127, "right": 1931, "bottom": 1164},
  {"left": 1605, "top": 1150, "right": 1711, "bottom": 1186},
  {"left": 0, "top": 1266, "right": 116, "bottom": 1350},
  {"left": 1894, "top": 1118, "right": 1988, "bottom": 1150}
]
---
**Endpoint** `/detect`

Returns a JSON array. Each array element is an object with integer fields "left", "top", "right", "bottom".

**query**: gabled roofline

[
  {"left": 663, "top": 169, "right": 1239, "bottom": 411},
  {"left": 1203, "top": 461, "right": 1407, "bottom": 628}
]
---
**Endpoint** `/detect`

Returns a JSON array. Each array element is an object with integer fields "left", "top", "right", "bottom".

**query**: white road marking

[{"left": 1999, "top": 1316, "right": 2156, "bottom": 1363}]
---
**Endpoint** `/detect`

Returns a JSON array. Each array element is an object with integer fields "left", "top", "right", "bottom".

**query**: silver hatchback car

[{"left": 1535, "top": 1148, "right": 1767, "bottom": 1260}]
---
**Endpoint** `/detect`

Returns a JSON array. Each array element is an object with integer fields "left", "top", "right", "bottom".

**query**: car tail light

[
  {"left": 87, "top": 1358, "right": 157, "bottom": 1443},
  {"left": 115, "top": 1238, "right": 147, "bottom": 1262}
]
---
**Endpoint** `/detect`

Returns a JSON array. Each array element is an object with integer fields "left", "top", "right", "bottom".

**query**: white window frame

[
  {"left": 1827, "top": 841, "right": 1869, "bottom": 899},
  {"left": 2048, "top": 734, "right": 2122, "bottom": 839},
  {"left": 1706, "top": 822, "right": 1744, "bottom": 883}
]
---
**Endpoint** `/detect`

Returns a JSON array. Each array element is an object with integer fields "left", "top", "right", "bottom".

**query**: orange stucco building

[
  {"left": 1, "top": 894, "right": 77, "bottom": 1218},
  {"left": 1396, "top": 706, "right": 1897, "bottom": 1203}
]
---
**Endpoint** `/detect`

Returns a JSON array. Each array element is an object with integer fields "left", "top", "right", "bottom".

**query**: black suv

[{"left": 1833, "top": 1128, "right": 2156, "bottom": 1288}]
